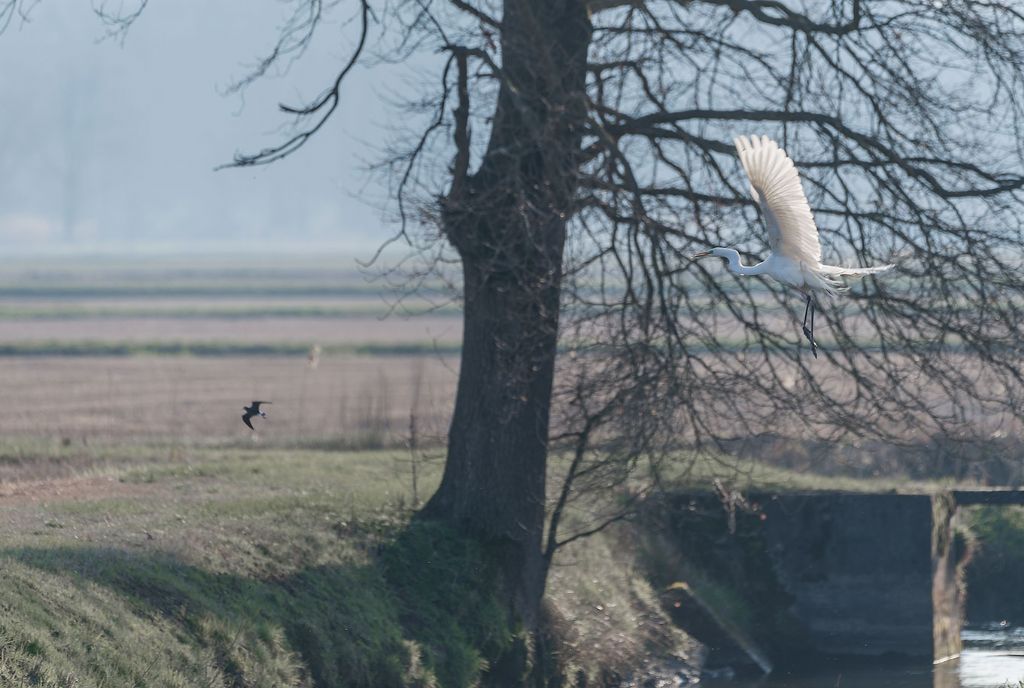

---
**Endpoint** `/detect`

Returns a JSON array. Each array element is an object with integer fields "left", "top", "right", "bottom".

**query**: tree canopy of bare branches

[{"left": 344, "top": 2, "right": 1024, "bottom": 627}]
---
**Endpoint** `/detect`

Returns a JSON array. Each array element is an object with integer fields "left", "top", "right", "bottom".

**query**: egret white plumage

[{"left": 693, "top": 135, "right": 894, "bottom": 357}]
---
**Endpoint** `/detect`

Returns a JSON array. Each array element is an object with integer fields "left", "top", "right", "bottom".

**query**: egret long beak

[{"left": 691, "top": 251, "right": 710, "bottom": 259}]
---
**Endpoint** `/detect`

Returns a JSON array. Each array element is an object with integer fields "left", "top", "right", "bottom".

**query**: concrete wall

[
  {"left": 758, "top": 493, "right": 940, "bottom": 658},
  {"left": 658, "top": 490, "right": 970, "bottom": 664},
  {"left": 932, "top": 493, "right": 965, "bottom": 662}
]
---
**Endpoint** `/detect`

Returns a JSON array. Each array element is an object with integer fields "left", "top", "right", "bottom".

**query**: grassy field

[
  {"left": 0, "top": 444, "right": 444, "bottom": 687},
  {"left": 0, "top": 440, "right": 706, "bottom": 687},
  {"left": 0, "top": 254, "right": 701, "bottom": 686},
  {"left": 0, "top": 431, "right": 971, "bottom": 688}
]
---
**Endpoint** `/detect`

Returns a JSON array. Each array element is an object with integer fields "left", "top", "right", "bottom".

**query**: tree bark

[{"left": 421, "top": 0, "right": 592, "bottom": 631}]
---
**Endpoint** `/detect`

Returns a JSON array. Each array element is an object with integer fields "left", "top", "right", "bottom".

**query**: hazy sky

[{"left": 0, "top": 1, "right": 420, "bottom": 251}]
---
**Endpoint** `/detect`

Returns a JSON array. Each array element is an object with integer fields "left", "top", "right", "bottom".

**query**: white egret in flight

[{"left": 693, "top": 135, "right": 894, "bottom": 357}]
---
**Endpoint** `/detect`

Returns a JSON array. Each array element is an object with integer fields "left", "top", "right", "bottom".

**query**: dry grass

[
  {"left": 0, "top": 440, "right": 702, "bottom": 687},
  {"left": 0, "top": 314, "right": 461, "bottom": 344},
  {"left": 0, "top": 354, "right": 458, "bottom": 448},
  {"left": 0, "top": 255, "right": 463, "bottom": 451},
  {"left": 0, "top": 445, "right": 444, "bottom": 687},
  {"left": 0, "top": 294, "right": 457, "bottom": 317}
]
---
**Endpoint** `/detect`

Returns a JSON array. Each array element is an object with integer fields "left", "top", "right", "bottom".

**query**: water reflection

[
  {"left": 958, "top": 626, "right": 1024, "bottom": 688},
  {"left": 701, "top": 625, "right": 1024, "bottom": 688}
]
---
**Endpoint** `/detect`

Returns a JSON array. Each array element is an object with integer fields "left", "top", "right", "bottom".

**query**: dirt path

[{"left": 0, "top": 474, "right": 154, "bottom": 506}]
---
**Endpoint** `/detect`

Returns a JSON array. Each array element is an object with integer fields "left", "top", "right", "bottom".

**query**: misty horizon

[{"left": 0, "top": 1, "right": 423, "bottom": 252}]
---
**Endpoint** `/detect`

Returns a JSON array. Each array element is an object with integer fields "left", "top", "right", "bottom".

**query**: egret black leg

[
  {"left": 801, "top": 294, "right": 818, "bottom": 359},
  {"left": 810, "top": 299, "right": 818, "bottom": 358}
]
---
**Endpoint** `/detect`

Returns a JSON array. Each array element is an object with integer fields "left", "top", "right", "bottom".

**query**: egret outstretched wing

[
  {"left": 735, "top": 135, "right": 821, "bottom": 267},
  {"left": 694, "top": 135, "right": 895, "bottom": 357}
]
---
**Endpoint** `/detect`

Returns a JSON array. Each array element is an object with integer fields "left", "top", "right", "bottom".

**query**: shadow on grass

[{"left": 2, "top": 521, "right": 513, "bottom": 688}]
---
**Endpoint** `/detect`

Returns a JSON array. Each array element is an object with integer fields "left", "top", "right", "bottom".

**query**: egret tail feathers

[
  {"left": 818, "top": 263, "right": 895, "bottom": 277},
  {"left": 809, "top": 272, "right": 846, "bottom": 297}
]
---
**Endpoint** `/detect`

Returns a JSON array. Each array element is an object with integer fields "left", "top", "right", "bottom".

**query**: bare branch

[
  {"left": 223, "top": 0, "right": 324, "bottom": 95},
  {"left": 553, "top": 490, "right": 647, "bottom": 551},
  {"left": 696, "top": 0, "right": 863, "bottom": 36},
  {"left": 447, "top": 46, "right": 472, "bottom": 200},
  {"left": 221, "top": 0, "right": 372, "bottom": 169},
  {"left": 601, "top": 107, "right": 1024, "bottom": 198},
  {"left": 588, "top": 0, "right": 645, "bottom": 14},
  {"left": 92, "top": 0, "right": 149, "bottom": 43},
  {"left": 449, "top": 0, "right": 498, "bottom": 28},
  {"left": 0, "top": 0, "right": 36, "bottom": 34}
]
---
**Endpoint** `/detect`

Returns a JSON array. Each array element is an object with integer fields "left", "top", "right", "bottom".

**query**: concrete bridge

[{"left": 752, "top": 490, "right": 1024, "bottom": 664}]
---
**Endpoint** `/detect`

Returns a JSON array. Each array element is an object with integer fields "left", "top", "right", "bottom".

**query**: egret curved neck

[{"left": 714, "top": 248, "right": 767, "bottom": 276}]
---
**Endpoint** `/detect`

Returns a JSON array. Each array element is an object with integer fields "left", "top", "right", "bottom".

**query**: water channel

[{"left": 703, "top": 625, "right": 1024, "bottom": 688}]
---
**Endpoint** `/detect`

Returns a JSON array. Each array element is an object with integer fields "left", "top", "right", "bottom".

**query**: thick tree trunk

[
  {"left": 425, "top": 235, "right": 564, "bottom": 630},
  {"left": 421, "top": 0, "right": 591, "bottom": 632}
]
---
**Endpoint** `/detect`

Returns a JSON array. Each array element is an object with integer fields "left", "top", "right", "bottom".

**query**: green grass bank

[{"left": 0, "top": 444, "right": 695, "bottom": 687}]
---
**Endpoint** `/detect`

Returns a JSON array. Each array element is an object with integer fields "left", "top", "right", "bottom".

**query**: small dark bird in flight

[{"left": 242, "top": 401, "right": 271, "bottom": 430}]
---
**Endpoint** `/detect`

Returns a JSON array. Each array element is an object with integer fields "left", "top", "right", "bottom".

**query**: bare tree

[
  {"left": 367, "top": 1, "right": 1024, "bottom": 642},
  {"left": 15, "top": 0, "right": 1024, "bottom": 673}
]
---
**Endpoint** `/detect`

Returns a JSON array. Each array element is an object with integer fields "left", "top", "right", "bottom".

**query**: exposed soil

[
  {"left": 0, "top": 314, "right": 461, "bottom": 344},
  {"left": 0, "top": 474, "right": 152, "bottom": 505}
]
